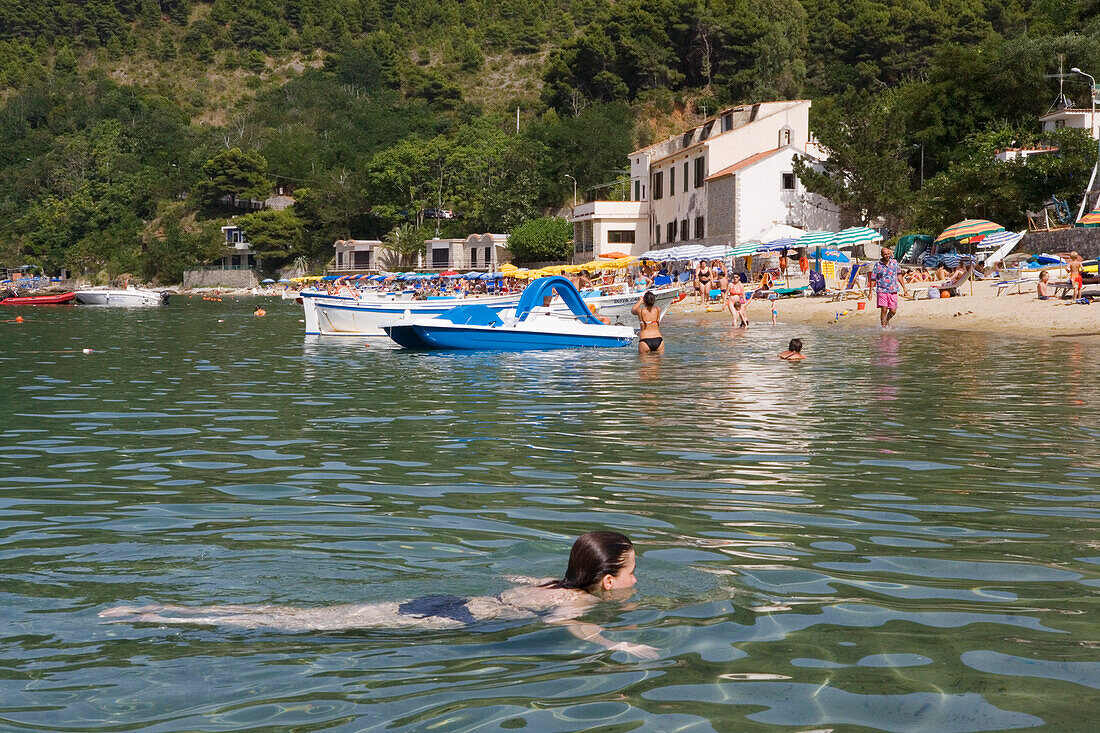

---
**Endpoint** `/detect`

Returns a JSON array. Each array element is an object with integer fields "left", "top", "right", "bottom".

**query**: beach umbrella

[
  {"left": 756, "top": 223, "right": 807, "bottom": 242},
  {"left": 599, "top": 251, "right": 631, "bottom": 259},
  {"left": 797, "top": 231, "right": 835, "bottom": 248},
  {"left": 935, "top": 219, "right": 1004, "bottom": 244},
  {"left": 1076, "top": 208, "right": 1100, "bottom": 227},
  {"left": 810, "top": 249, "right": 851, "bottom": 264},
  {"left": 440, "top": 270, "right": 457, "bottom": 276},
  {"left": 729, "top": 242, "right": 759, "bottom": 257},
  {"left": 756, "top": 238, "right": 798, "bottom": 253},
  {"left": 828, "top": 226, "right": 883, "bottom": 249},
  {"left": 261, "top": 278, "right": 275, "bottom": 284}
]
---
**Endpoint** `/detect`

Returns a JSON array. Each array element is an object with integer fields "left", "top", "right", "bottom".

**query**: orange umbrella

[{"left": 599, "top": 251, "right": 630, "bottom": 259}]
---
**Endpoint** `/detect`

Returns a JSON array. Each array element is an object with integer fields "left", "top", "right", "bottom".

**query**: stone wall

[
  {"left": 1018, "top": 228, "right": 1100, "bottom": 259},
  {"left": 182, "top": 269, "right": 260, "bottom": 289},
  {"left": 706, "top": 175, "right": 736, "bottom": 241}
]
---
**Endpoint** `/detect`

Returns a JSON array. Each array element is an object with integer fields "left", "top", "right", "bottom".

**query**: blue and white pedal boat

[{"left": 383, "top": 277, "right": 636, "bottom": 351}]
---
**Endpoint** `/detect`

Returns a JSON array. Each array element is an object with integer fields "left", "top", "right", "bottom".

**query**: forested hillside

[{"left": 1, "top": 1, "right": 1099, "bottom": 279}]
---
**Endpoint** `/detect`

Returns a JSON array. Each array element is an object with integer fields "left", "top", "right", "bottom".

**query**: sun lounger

[
  {"left": 771, "top": 286, "right": 809, "bottom": 297},
  {"left": 826, "top": 263, "right": 865, "bottom": 301}
]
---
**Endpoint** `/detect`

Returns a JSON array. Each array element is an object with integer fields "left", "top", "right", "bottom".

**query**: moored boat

[
  {"left": 74, "top": 288, "right": 169, "bottom": 306},
  {"left": 383, "top": 276, "right": 636, "bottom": 351},
  {"left": 1, "top": 292, "right": 76, "bottom": 305}
]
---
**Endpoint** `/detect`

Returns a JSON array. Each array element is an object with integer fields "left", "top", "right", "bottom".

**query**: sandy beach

[{"left": 666, "top": 279, "right": 1100, "bottom": 341}]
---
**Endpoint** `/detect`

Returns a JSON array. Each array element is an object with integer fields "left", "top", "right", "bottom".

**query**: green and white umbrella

[
  {"left": 828, "top": 226, "right": 883, "bottom": 248},
  {"left": 797, "top": 231, "right": 835, "bottom": 248},
  {"left": 729, "top": 242, "right": 759, "bottom": 257}
]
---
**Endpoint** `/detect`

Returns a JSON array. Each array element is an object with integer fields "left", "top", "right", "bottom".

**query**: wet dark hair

[
  {"left": 788, "top": 338, "right": 802, "bottom": 352},
  {"left": 543, "top": 531, "right": 634, "bottom": 592},
  {"left": 643, "top": 290, "right": 656, "bottom": 308}
]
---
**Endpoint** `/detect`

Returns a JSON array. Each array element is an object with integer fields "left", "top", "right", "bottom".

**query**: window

[
  {"left": 470, "top": 248, "right": 478, "bottom": 267},
  {"left": 782, "top": 173, "right": 796, "bottom": 191},
  {"left": 608, "top": 230, "right": 636, "bottom": 244},
  {"left": 432, "top": 248, "right": 449, "bottom": 268},
  {"left": 485, "top": 246, "right": 491, "bottom": 264},
  {"left": 694, "top": 216, "right": 704, "bottom": 239},
  {"left": 670, "top": 166, "right": 675, "bottom": 194},
  {"left": 642, "top": 185, "right": 646, "bottom": 199},
  {"left": 667, "top": 221, "right": 676, "bottom": 242},
  {"left": 653, "top": 171, "right": 663, "bottom": 200},
  {"left": 722, "top": 114, "right": 732, "bottom": 132},
  {"left": 336, "top": 251, "right": 343, "bottom": 267},
  {"left": 694, "top": 157, "right": 704, "bottom": 188},
  {"left": 654, "top": 223, "right": 660, "bottom": 245},
  {"left": 1054, "top": 119, "right": 1065, "bottom": 129},
  {"left": 353, "top": 250, "right": 371, "bottom": 268},
  {"left": 779, "top": 126, "right": 791, "bottom": 147},
  {"left": 634, "top": 179, "right": 640, "bottom": 201},
  {"left": 683, "top": 162, "right": 688, "bottom": 192},
  {"left": 680, "top": 219, "right": 689, "bottom": 241}
]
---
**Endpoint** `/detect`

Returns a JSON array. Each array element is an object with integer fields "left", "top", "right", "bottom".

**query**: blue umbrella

[
  {"left": 811, "top": 249, "right": 851, "bottom": 264},
  {"left": 321, "top": 274, "right": 340, "bottom": 281},
  {"left": 261, "top": 278, "right": 275, "bottom": 284},
  {"left": 756, "top": 237, "right": 799, "bottom": 252},
  {"left": 277, "top": 278, "right": 292, "bottom": 283}
]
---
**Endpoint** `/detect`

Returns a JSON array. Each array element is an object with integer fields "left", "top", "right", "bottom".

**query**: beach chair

[
  {"left": 771, "top": 285, "right": 809, "bottom": 298},
  {"left": 826, "top": 263, "right": 864, "bottom": 301},
  {"left": 653, "top": 275, "right": 673, "bottom": 287}
]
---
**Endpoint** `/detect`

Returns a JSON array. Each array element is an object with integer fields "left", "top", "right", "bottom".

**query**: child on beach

[
  {"left": 726, "top": 279, "right": 748, "bottom": 327},
  {"left": 769, "top": 293, "right": 779, "bottom": 325},
  {"left": 778, "top": 338, "right": 805, "bottom": 360},
  {"left": 1037, "top": 271, "right": 1053, "bottom": 300},
  {"left": 1068, "top": 252, "right": 1083, "bottom": 300},
  {"left": 99, "top": 531, "right": 657, "bottom": 658}
]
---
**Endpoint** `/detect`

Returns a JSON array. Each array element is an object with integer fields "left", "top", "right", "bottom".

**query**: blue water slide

[{"left": 513, "top": 276, "right": 602, "bottom": 324}]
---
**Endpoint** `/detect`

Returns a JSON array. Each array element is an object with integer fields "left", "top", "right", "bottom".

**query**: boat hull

[
  {"left": 310, "top": 293, "right": 520, "bottom": 336},
  {"left": 75, "top": 289, "right": 167, "bottom": 306},
  {"left": 1, "top": 292, "right": 75, "bottom": 305},
  {"left": 389, "top": 323, "right": 635, "bottom": 350}
]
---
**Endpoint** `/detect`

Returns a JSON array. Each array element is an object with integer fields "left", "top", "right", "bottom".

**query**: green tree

[
  {"left": 792, "top": 91, "right": 913, "bottom": 227},
  {"left": 233, "top": 208, "right": 304, "bottom": 265},
  {"left": 198, "top": 147, "right": 272, "bottom": 209},
  {"left": 507, "top": 216, "right": 572, "bottom": 264},
  {"left": 381, "top": 222, "right": 428, "bottom": 268}
]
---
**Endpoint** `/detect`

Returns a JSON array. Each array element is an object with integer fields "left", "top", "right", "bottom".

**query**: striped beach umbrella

[
  {"left": 797, "top": 231, "right": 835, "bottom": 248},
  {"left": 935, "top": 219, "right": 1004, "bottom": 243},
  {"left": 757, "top": 237, "right": 800, "bottom": 253},
  {"left": 729, "top": 242, "right": 758, "bottom": 257},
  {"left": 1076, "top": 208, "right": 1100, "bottom": 228},
  {"left": 828, "top": 226, "right": 883, "bottom": 248}
]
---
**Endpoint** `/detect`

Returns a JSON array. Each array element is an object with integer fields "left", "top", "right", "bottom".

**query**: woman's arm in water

[{"left": 541, "top": 606, "right": 657, "bottom": 659}]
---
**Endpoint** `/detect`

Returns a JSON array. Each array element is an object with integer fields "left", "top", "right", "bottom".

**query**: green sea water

[{"left": 1, "top": 298, "right": 1098, "bottom": 732}]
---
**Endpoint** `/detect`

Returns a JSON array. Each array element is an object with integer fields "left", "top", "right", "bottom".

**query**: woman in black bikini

[
  {"left": 696, "top": 261, "right": 712, "bottom": 305},
  {"left": 99, "top": 531, "right": 657, "bottom": 658},
  {"left": 632, "top": 290, "right": 664, "bottom": 353}
]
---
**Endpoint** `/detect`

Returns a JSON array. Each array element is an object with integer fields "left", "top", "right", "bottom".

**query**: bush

[{"left": 507, "top": 217, "right": 572, "bottom": 264}]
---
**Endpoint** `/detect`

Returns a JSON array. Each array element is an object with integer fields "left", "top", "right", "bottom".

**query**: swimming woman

[
  {"left": 631, "top": 290, "right": 665, "bottom": 354},
  {"left": 99, "top": 531, "right": 657, "bottom": 659}
]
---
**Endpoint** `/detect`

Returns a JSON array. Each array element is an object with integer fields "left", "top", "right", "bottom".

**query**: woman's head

[
  {"left": 550, "top": 531, "right": 636, "bottom": 594},
  {"left": 788, "top": 338, "right": 802, "bottom": 353},
  {"left": 1040, "top": 271, "right": 1050, "bottom": 282},
  {"left": 643, "top": 290, "right": 656, "bottom": 308}
]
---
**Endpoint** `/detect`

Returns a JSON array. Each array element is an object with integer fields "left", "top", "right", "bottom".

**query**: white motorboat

[
  {"left": 74, "top": 288, "right": 169, "bottom": 306},
  {"left": 578, "top": 284, "right": 682, "bottom": 324},
  {"left": 307, "top": 290, "right": 519, "bottom": 336}
]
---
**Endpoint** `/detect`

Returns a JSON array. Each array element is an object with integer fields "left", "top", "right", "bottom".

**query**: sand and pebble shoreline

[{"left": 665, "top": 280, "right": 1100, "bottom": 342}]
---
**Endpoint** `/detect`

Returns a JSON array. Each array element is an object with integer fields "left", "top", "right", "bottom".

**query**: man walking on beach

[{"left": 869, "top": 247, "right": 908, "bottom": 329}]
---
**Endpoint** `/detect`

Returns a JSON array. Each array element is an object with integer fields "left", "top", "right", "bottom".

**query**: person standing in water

[
  {"left": 632, "top": 290, "right": 664, "bottom": 353},
  {"left": 869, "top": 246, "right": 908, "bottom": 328},
  {"left": 99, "top": 531, "right": 657, "bottom": 658}
]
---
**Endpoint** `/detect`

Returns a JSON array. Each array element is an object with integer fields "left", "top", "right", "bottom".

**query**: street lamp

[
  {"left": 564, "top": 174, "right": 577, "bottom": 208},
  {"left": 1071, "top": 67, "right": 1099, "bottom": 214}
]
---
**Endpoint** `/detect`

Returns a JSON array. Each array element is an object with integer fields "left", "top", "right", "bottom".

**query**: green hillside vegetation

[{"left": 1, "top": 1, "right": 1099, "bottom": 277}]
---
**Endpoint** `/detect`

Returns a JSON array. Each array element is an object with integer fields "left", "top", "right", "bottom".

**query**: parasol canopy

[
  {"left": 797, "top": 231, "right": 836, "bottom": 248},
  {"left": 828, "top": 226, "right": 883, "bottom": 248},
  {"left": 935, "top": 219, "right": 1004, "bottom": 244},
  {"left": 1076, "top": 208, "right": 1100, "bottom": 228}
]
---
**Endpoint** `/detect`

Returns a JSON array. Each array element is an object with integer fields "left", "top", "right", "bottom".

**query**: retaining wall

[
  {"left": 1018, "top": 229, "right": 1100, "bottom": 259},
  {"left": 182, "top": 269, "right": 260, "bottom": 289}
]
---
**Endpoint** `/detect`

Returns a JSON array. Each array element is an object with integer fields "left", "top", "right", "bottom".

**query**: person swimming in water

[
  {"left": 631, "top": 290, "right": 664, "bottom": 354},
  {"left": 99, "top": 531, "right": 657, "bottom": 658}
]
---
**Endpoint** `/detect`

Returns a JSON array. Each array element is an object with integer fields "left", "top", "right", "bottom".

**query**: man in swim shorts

[{"left": 869, "top": 247, "right": 908, "bottom": 329}]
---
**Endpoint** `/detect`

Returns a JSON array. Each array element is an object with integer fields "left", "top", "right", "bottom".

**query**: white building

[
  {"left": 216, "top": 224, "right": 261, "bottom": 270},
  {"left": 330, "top": 233, "right": 511, "bottom": 273},
  {"left": 993, "top": 146, "right": 1059, "bottom": 163},
  {"left": 570, "top": 100, "right": 840, "bottom": 259},
  {"left": 1039, "top": 107, "right": 1100, "bottom": 139}
]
